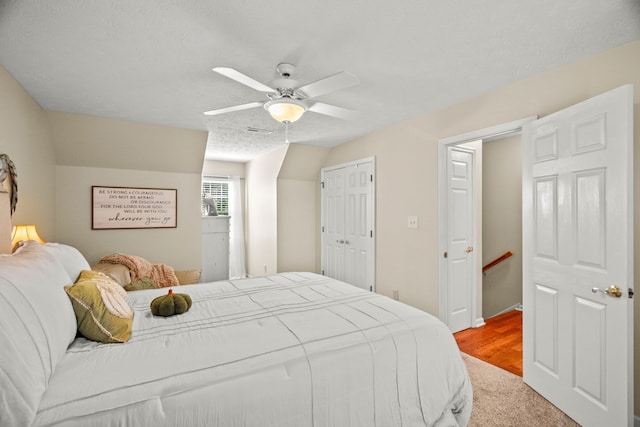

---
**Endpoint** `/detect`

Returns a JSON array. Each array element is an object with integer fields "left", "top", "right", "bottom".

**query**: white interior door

[
  {"left": 321, "top": 158, "right": 376, "bottom": 291},
  {"left": 446, "top": 146, "right": 475, "bottom": 333},
  {"left": 343, "top": 161, "right": 374, "bottom": 290},
  {"left": 322, "top": 167, "right": 346, "bottom": 281},
  {"left": 522, "top": 85, "right": 634, "bottom": 426}
]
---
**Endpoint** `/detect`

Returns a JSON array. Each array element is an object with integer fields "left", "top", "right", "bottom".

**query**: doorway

[
  {"left": 481, "top": 134, "right": 523, "bottom": 319},
  {"left": 438, "top": 117, "right": 536, "bottom": 332},
  {"left": 439, "top": 120, "right": 531, "bottom": 374},
  {"left": 440, "top": 87, "right": 633, "bottom": 424}
]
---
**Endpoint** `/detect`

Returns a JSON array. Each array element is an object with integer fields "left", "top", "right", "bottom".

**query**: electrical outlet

[
  {"left": 392, "top": 289, "right": 399, "bottom": 300},
  {"left": 408, "top": 216, "right": 418, "bottom": 229}
]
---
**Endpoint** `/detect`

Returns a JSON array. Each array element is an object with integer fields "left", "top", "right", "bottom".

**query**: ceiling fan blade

[
  {"left": 203, "top": 101, "right": 264, "bottom": 116},
  {"left": 213, "top": 67, "right": 276, "bottom": 94},
  {"left": 297, "top": 71, "right": 359, "bottom": 99},
  {"left": 308, "top": 102, "right": 361, "bottom": 120}
]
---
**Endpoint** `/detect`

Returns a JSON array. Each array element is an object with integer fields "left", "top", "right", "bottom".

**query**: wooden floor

[{"left": 454, "top": 309, "right": 523, "bottom": 376}]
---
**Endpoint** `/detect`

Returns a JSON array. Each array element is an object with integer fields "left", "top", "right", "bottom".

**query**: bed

[{"left": 0, "top": 241, "right": 472, "bottom": 427}]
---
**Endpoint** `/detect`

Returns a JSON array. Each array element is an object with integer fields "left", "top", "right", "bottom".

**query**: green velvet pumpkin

[{"left": 150, "top": 289, "right": 192, "bottom": 317}]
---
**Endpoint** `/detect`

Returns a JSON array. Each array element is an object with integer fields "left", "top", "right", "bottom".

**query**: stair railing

[{"left": 482, "top": 250, "right": 513, "bottom": 274}]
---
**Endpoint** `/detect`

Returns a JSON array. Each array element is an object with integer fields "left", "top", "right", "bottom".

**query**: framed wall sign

[{"left": 92, "top": 186, "right": 177, "bottom": 230}]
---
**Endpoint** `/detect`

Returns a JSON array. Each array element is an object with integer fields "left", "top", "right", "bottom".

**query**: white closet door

[
  {"left": 343, "top": 161, "right": 374, "bottom": 291},
  {"left": 323, "top": 167, "right": 346, "bottom": 282},
  {"left": 321, "top": 158, "right": 375, "bottom": 291}
]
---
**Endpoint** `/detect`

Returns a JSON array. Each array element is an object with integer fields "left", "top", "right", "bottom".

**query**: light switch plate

[{"left": 408, "top": 216, "right": 418, "bottom": 229}]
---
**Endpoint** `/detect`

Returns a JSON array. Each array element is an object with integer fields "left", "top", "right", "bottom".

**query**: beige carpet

[{"left": 462, "top": 353, "right": 581, "bottom": 426}]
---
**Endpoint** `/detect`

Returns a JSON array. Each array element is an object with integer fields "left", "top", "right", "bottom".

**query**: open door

[{"left": 522, "top": 85, "right": 634, "bottom": 426}]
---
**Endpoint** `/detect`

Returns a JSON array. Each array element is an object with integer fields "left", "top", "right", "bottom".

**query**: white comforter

[{"left": 34, "top": 273, "right": 472, "bottom": 426}]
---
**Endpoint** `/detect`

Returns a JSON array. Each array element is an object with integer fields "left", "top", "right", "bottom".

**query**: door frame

[
  {"left": 320, "top": 156, "right": 376, "bottom": 291},
  {"left": 437, "top": 117, "right": 536, "bottom": 329}
]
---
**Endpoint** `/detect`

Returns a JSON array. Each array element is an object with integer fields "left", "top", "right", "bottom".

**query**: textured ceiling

[{"left": 1, "top": 1, "right": 639, "bottom": 162}]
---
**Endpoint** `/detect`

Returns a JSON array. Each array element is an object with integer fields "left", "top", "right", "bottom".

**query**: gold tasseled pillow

[
  {"left": 124, "top": 277, "right": 157, "bottom": 292},
  {"left": 175, "top": 269, "right": 202, "bottom": 285},
  {"left": 91, "top": 262, "right": 132, "bottom": 287}
]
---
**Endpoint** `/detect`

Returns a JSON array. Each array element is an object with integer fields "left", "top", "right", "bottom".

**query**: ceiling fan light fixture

[{"left": 264, "top": 98, "right": 307, "bottom": 123}]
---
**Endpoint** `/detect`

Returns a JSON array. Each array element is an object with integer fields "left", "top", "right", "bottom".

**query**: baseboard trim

[
  {"left": 490, "top": 303, "right": 523, "bottom": 318},
  {"left": 473, "top": 317, "right": 485, "bottom": 328}
]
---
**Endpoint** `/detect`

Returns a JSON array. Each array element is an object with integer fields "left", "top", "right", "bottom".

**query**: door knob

[
  {"left": 466, "top": 246, "right": 473, "bottom": 253},
  {"left": 591, "top": 285, "right": 622, "bottom": 298}
]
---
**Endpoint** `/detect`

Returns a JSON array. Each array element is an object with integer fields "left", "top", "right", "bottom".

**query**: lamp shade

[
  {"left": 264, "top": 98, "right": 306, "bottom": 123},
  {"left": 11, "top": 224, "right": 45, "bottom": 250}
]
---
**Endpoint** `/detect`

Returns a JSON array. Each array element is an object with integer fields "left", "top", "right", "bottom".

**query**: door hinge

[
  {"left": 370, "top": 230, "right": 373, "bottom": 238},
  {"left": 370, "top": 174, "right": 373, "bottom": 182},
  {"left": 321, "top": 181, "right": 325, "bottom": 189},
  {"left": 629, "top": 288, "right": 635, "bottom": 299},
  {"left": 321, "top": 270, "right": 325, "bottom": 275},
  {"left": 321, "top": 226, "right": 325, "bottom": 232},
  {"left": 369, "top": 286, "right": 373, "bottom": 292},
  {"left": 444, "top": 251, "right": 448, "bottom": 258}
]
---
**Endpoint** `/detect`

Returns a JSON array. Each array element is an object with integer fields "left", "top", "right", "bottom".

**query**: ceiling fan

[{"left": 204, "top": 63, "right": 360, "bottom": 125}]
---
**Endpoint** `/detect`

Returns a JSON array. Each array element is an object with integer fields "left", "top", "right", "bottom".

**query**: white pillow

[
  {"left": 42, "top": 242, "right": 91, "bottom": 283},
  {"left": 0, "top": 242, "right": 78, "bottom": 426},
  {"left": 14, "top": 241, "right": 90, "bottom": 283}
]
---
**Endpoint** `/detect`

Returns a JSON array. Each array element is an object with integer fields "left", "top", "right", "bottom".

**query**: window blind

[{"left": 201, "top": 177, "right": 229, "bottom": 216}]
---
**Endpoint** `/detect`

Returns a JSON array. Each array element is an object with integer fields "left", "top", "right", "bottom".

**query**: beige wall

[
  {"left": 277, "top": 179, "right": 318, "bottom": 273},
  {"left": 0, "top": 70, "right": 208, "bottom": 271},
  {"left": 47, "top": 112, "right": 208, "bottom": 269},
  {"left": 245, "top": 144, "right": 288, "bottom": 276},
  {"left": 56, "top": 165, "right": 202, "bottom": 269},
  {"left": 246, "top": 143, "right": 329, "bottom": 276},
  {"left": 278, "top": 144, "right": 329, "bottom": 273},
  {"left": 0, "top": 66, "right": 57, "bottom": 241},
  {"left": 324, "top": 40, "right": 640, "bottom": 414},
  {"left": 324, "top": 123, "right": 440, "bottom": 311},
  {"left": 47, "top": 111, "right": 207, "bottom": 173},
  {"left": 482, "top": 135, "right": 522, "bottom": 318},
  {"left": 202, "top": 160, "right": 246, "bottom": 178}
]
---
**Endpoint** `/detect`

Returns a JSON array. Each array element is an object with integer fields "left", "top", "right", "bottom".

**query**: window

[{"left": 201, "top": 177, "right": 229, "bottom": 216}]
